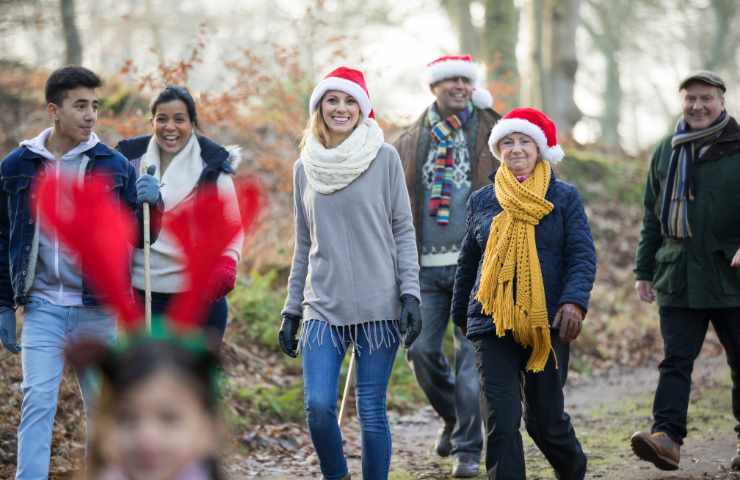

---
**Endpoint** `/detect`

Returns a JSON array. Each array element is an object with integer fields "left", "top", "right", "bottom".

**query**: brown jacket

[{"left": 391, "top": 106, "right": 501, "bottom": 248}]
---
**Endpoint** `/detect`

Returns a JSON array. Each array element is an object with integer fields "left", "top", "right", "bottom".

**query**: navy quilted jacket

[{"left": 451, "top": 173, "right": 597, "bottom": 339}]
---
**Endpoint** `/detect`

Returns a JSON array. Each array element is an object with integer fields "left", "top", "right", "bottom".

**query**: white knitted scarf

[
  {"left": 140, "top": 133, "right": 203, "bottom": 211},
  {"left": 300, "top": 118, "right": 384, "bottom": 194}
]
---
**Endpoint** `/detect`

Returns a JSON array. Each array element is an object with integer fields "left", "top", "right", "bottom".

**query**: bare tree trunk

[
  {"left": 60, "top": 0, "right": 81, "bottom": 65},
  {"left": 442, "top": 0, "right": 480, "bottom": 57},
  {"left": 482, "top": 0, "right": 520, "bottom": 110},
  {"left": 548, "top": 0, "right": 582, "bottom": 138},
  {"left": 144, "top": 0, "right": 165, "bottom": 64},
  {"left": 524, "top": 0, "right": 548, "bottom": 109},
  {"left": 601, "top": 52, "right": 621, "bottom": 148},
  {"left": 582, "top": 0, "right": 636, "bottom": 149},
  {"left": 706, "top": 0, "right": 738, "bottom": 71}
]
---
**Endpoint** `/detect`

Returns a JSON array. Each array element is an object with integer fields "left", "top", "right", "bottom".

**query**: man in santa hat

[{"left": 392, "top": 54, "right": 500, "bottom": 478}]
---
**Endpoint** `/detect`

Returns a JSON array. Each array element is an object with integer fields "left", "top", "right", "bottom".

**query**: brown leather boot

[
  {"left": 630, "top": 431, "right": 680, "bottom": 471},
  {"left": 731, "top": 438, "right": 740, "bottom": 471}
]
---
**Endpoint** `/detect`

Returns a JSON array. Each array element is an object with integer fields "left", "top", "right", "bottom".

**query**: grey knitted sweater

[{"left": 282, "top": 143, "right": 420, "bottom": 328}]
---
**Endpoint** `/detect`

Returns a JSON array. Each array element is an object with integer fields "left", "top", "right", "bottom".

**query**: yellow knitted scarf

[{"left": 475, "top": 160, "right": 554, "bottom": 372}]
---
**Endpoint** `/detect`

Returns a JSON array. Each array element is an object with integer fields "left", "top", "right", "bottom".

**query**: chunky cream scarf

[{"left": 300, "top": 118, "right": 384, "bottom": 194}]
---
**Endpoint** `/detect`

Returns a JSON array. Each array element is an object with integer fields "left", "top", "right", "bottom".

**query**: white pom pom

[
  {"left": 545, "top": 144, "right": 565, "bottom": 164},
  {"left": 472, "top": 88, "right": 493, "bottom": 109}
]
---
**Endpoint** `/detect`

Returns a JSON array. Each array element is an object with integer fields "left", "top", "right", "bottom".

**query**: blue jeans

[
  {"left": 302, "top": 320, "right": 399, "bottom": 480},
  {"left": 16, "top": 298, "right": 116, "bottom": 480},
  {"left": 407, "top": 265, "right": 483, "bottom": 457}
]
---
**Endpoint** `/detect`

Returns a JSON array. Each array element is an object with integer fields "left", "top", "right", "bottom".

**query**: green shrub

[
  {"left": 228, "top": 269, "right": 286, "bottom": 351},
  {"left": 556, "top": 150, "right": 648, "bottom": 206}
]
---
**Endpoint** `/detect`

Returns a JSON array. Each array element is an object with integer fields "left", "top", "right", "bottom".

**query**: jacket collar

[
  {"left": 698, "top": 115, "right": 740, "bottom": 164},
  {"left": 118, "top": 134, "right": 231, "bottom": 172},
  {"left": 488, "top": 163, "right": 558, "bottom": 185},
  {"left": 19, "top": 140, "right": 112, "bottom": 162}
]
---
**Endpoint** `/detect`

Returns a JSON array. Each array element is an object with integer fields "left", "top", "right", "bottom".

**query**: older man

[
  {"left": 631, "top": 71, "right": 740, "bottom": 472},
  {"left": 392, "top": 55, "right": 500, "bottom": 478}
]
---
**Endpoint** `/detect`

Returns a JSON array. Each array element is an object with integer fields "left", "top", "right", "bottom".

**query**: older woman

[
  {"left": 451, "top": 107, "right": 596, "bottom": 480},
  {"left": 279, "top": 67, "right": 421, "bottom": 480}
]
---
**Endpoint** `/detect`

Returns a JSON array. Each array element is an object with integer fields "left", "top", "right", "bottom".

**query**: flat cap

[{"left": 679, "top": 70, "right": 726, "bottom": 92}]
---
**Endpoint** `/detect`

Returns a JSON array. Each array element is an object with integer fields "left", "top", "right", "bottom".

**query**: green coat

[{"left": 634, "top": 116, "right": 740, "bottom": 309}]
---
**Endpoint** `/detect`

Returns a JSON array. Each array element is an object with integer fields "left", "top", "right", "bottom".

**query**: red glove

[{"left": 209, "top": 256, "right": 237, "bottom": 302}]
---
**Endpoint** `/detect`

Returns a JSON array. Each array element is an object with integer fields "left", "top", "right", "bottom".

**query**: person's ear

[{"left": 47, "top": 103, "right": 59, "bottom": 122}]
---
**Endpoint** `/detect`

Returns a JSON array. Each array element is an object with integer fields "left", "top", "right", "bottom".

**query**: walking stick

[
  {"left": 338, "top": 344, "right": 356, "bottom": 428},
  {"left": 142, "top": 165, "right": 156, "bottom": 333}
]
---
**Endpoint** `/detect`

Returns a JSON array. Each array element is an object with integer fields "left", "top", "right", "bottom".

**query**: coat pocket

[
  {"left": 716, "top": 245, "right": 740, "bottom": 296},
  {"left": 652, "top": 242, "right": 686, "bottom": 294}
]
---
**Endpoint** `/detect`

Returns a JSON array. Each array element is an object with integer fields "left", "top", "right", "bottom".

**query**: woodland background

[{"left": 0, "top": 1, "right": 739, "bottom": 478}]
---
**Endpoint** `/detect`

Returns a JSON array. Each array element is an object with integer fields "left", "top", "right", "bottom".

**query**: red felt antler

[
  {"left": 165, "top": 178, "right": 262, "bottom": 331},
  {"left": 34, "top": 172, "right": 143, "bottom": 329}
]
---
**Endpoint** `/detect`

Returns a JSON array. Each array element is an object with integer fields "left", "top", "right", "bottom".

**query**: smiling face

[
  {"left": 320, "top": 90, "right": 361, "bottom": 147},
  {"left": 498, "top": 132, "right": 540, "bottom": 177},
  {"left": 681, "top": 82, "right": 725, "bottom": 130},
  {"left": 109, "top": 370, "right": 218, "bottom": 480},
  {"left": 48, "top": 86, "right": 99, "bottom": 145},
  {"left": 431, "top": 76, "right": 473, "bottom": 115},
  {"left": 152, "top": 99, "right": 194, "bottom": 156}
]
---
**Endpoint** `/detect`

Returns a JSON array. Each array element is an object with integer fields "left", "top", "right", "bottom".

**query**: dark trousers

[
  {"left": 475, "top": 332, "right": 586, "bottom": 480},
  {"left": 652, "top": 306, "right": 740, "bottom": 443},
  {"left": 406, "top": 265, "right": 483, "bottom": 457},
  {"left": 134, "top": 289, "right": 229, "bottom": 346}
]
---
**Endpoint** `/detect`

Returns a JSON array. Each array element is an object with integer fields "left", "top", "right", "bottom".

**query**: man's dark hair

[
  {"left": 150, "top": 85, "right": 200, "bottom": 128},
  {"left": 45, "top": 65, "right": 103, "bottom": 105}
]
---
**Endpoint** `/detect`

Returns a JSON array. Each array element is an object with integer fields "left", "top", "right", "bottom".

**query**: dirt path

[
  {"left": 237, "top": 349, "right": 740, "bottom": 479},
  {"left": 2, "top": 343, "right": 737, "bottom": 479}
]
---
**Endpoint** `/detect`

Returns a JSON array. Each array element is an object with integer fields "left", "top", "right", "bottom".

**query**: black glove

[
  {"left": 278, "top": 313, "right": 301, "bottom": 357},
  {"left": 453, "top": 312, "right": 468, "bottom": 337},
  {"left": 399, "top": 294, "right": 422, "bottom": 348}
]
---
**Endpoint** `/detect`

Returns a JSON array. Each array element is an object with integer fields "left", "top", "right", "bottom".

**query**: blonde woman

[{"left": 280, "top": 67, "right": 421, "bottom": 480}]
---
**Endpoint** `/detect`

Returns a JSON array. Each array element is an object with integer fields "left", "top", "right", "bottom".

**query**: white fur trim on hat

[
  {"left": 309, "top": 77, "right": 372, "bottom": 120},
  {"left": 472, "top": 88, "right": 493, "bottom": 109},
  {"left": 426, "top": 59, "right": 478, "bottom": 85},
  {"left": 224, "top": 145, "right": 243, "bottom": 170},
  {"left": 488, "top": 118, "right": 565, "bottom": 164}
]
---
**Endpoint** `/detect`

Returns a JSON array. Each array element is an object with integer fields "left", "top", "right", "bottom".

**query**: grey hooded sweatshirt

[{"left": 19, "top": 128, "right": 99, "bottom": 306}]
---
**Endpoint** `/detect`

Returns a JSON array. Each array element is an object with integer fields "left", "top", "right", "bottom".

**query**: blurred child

[{"left": 68, "top": 336, "right": 225, "bottom": 480}]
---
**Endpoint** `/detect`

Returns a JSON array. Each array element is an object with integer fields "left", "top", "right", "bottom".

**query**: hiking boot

[
  {"left": 731, "top": 438, "right": 740, "bottom": 471},
  {"left": 630, "top": 431, "right": 680, "bottom": 471},
  {"left": 434, "top": 420, "right": 455, "bottom": 457},
  {"left": 452, "top": 454, "right": 480, "bottom": 478}
]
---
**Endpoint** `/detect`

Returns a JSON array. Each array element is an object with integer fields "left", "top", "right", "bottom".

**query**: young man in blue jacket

[{"left": 0, "top": 66, "right": 162, "bottom": 480}]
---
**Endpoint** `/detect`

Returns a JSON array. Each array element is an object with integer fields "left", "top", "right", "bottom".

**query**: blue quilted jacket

[{"left": 451, "top": 173, "right": 597, "bottom": 338}]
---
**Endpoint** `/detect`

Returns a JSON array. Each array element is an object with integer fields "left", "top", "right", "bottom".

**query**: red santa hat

[
  {"left": 488, "top": 107, "right": 565, "bottom": 164},
  {"left": 425, "top": 55, "right": 493, "bottom": 110},
  {"left": 309, "top": 66, "right": 375, "bottom": 120}
]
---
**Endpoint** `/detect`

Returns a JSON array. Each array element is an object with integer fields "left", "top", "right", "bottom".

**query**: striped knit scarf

[
  {"left": 428, "top": 103, "right": 473, "bottom": 225},
  {"left": 476, "top": 160, "right": 554, "bottom": 372},
  {"left": 660, "top": 111, "right": 729, "bottom": 238}
]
